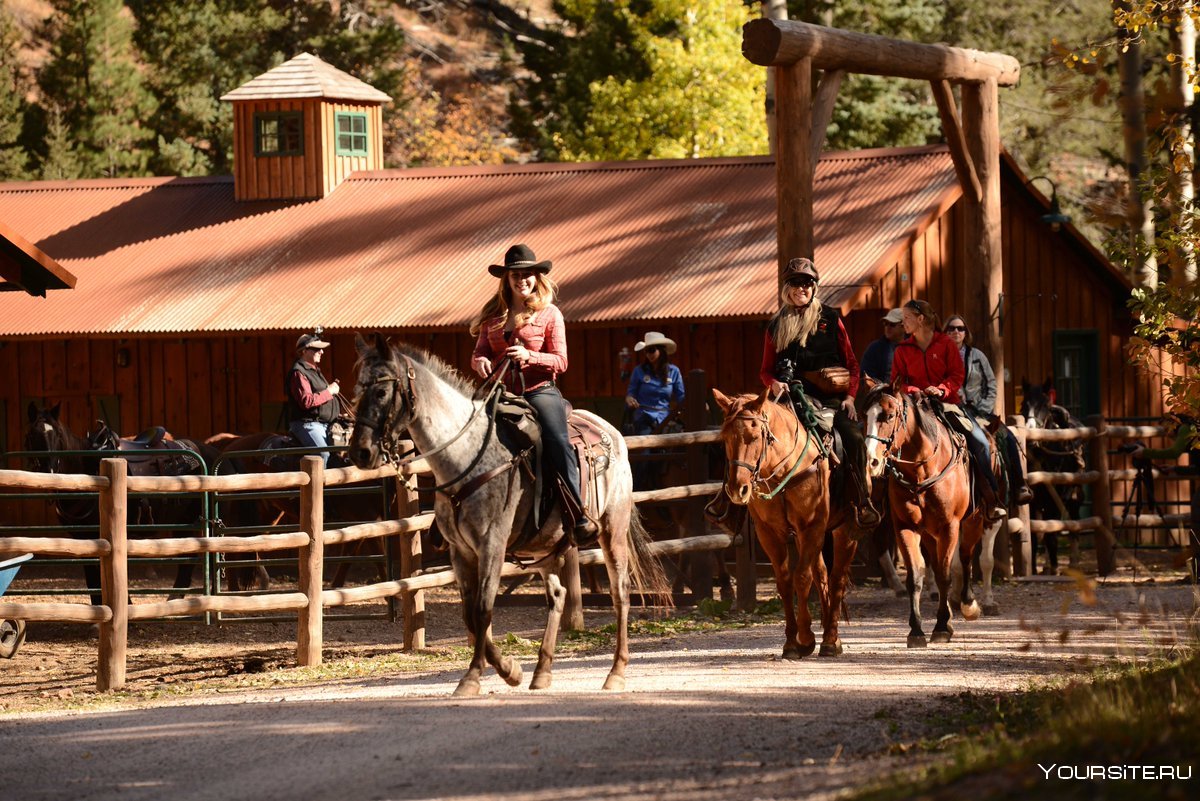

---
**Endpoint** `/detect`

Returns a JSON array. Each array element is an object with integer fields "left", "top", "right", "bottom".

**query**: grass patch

[{"left": 852, "top": 648, "right": 1200, "bottom": 801}]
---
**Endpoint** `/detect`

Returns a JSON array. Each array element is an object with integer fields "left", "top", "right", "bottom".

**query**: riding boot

[
  {"left": 1002, "top": 431, "right": 1033, "bottom": 505},
  {"left": 978, "top": 468, "right": 1007, "bottom": 522},
  {"left": 853, "top": 472, "right": 882, "bottom": 528},
  {"left": 558, "top": 479, "right": 598, "bottom": 547}
]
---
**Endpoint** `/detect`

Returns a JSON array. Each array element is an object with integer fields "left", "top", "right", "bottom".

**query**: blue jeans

[
  {"left": 289, "top": 420, "right": 332, "bottom": 466},
  {"left": 525, "top": 385, "right": 584, "bottom": 511}
]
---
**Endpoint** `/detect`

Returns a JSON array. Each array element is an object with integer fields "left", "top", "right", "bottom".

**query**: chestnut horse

[
  {"left": 862, "top": 386, "right": 983, "bottom": 646},
  {"left": 712, "top": 388, "right": 858, "bottom": 658}
]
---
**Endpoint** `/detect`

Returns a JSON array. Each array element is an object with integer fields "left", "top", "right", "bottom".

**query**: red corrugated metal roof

[{"left": 0, "top": 146, "right": 960, "bottom": 336}]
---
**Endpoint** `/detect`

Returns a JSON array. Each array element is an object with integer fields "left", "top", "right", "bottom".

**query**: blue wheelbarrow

[{"left": 0, "top": 554, "right": 31, "bottom": 659}]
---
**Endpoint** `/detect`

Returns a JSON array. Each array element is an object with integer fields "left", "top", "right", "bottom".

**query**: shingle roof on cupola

[{"left": 220, "top": 53, "right": 391, "bottom": 103}]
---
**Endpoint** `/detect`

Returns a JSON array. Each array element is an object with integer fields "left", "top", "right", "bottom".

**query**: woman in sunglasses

[
  {"left": 892, "top": 300, "right": 1006, "bottom": 521},
  {"left": 760, "top": 257, "right": 881, "bottom": 528},
  {"left": 470, "top": 243, "right": 596, "bottom": 543},
  {"left": 944, "top": 314, "right": 1033, "bottom": 506},
  {"left": 625, "top": 331, "right": 685, "bottom": 436}
]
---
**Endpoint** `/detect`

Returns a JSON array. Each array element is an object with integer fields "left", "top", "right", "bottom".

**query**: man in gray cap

[
  {"left": 860, "top": 308, "right": 906, "bottom": 383},
  {"left": 286, "top": 329, "right": 340, "bottom": 465}
]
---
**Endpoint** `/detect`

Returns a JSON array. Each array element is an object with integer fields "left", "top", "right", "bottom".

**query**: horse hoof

[
  {"left": 930, "top": 630, "right": 953, "bottom": 644},
  {"left": 602, "top": 673, "right": 626, "bottom": 691},
  {"left": 983, "top": 603, "right": 1001, "bottom": 617},
  {"left": 907, "top": 635, "right": 928, "bottom": 649},
  {"left": 818, "top": 642, "right": 844, "bottom": 657},
  {"left": 529, "top": 671, "right": 552, "bottom": 691},
  {"left": 960, "top": 601, "right": 982, "bottom": 622},
  {"left": 783, "top": 643, "right": 815, "bottom": 660},
  {"left": 501, "top": 659, "right": 523, "bottom": 687},
  {"left": 452, "top": 677, "right": 481, "bottom": 697}
]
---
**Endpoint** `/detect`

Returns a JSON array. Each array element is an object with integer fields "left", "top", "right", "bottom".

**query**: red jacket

[{"left": 890, "top": 332, "right": 964, "bottom": 403}]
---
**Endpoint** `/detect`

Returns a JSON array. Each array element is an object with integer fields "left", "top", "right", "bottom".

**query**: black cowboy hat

[{"left": 488, "top": 243, "right": 552, "bottom": 278}]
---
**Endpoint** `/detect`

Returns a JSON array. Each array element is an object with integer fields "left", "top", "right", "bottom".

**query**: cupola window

[
  {"left": 254, "top": 112, "right": 304, "bottom": 156},
  {"left": 335, "top": 112, "right": 369, "bottom": 156}
]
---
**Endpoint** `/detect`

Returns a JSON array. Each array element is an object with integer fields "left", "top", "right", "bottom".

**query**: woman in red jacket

[{"left": 891, "top": 299, "right": 1005, "bottom": 521}]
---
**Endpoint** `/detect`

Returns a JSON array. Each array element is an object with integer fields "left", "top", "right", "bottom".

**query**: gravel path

[{"left": 1, "top": 575, "right": 1197, "bottom": 801}]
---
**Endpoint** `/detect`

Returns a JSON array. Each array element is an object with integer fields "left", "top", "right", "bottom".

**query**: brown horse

[
  {"left": 862, "top": 386, "right": 983, "bottom": 647},
  {"left": 712, "top": 388, "right": 858, "bottom": 658}
]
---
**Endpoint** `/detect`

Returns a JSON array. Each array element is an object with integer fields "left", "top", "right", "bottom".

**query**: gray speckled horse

[{"left": 347, "top": 334, "right": 668, "bottom": 696}]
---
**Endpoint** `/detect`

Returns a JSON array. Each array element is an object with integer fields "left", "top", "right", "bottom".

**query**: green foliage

[
  {"left": 128, "top": 1, "right": 407, "bottom": 175},
  {"left": 515, "top": 0, "right": 766, "bottom": 161},
  {"left": 0, "top": 8, "right": 29, "bottom": 180},
  {"left": 1128, "top": 282, "right": 1200, "bottom": 422},
  {"left": 37, "top": 0, "right": 156, "bottom": 178}
]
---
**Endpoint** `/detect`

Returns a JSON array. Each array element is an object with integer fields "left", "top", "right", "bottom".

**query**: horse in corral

[
  {"left": 1020, "top": 380, "right": 1086, "bottom": 575},
  {"left": 23, "top": 403, "right": 216, "bottom": 604},
  {"left": 711, "top": 387, "right": 858, "bottom": 658},
  {"left": 347, "top": 334, "right": 670, "bottom": 696},
  {"left": 206, "top": 430, "right": 390, "bottom": 592},
  {"left": 861, "top": 386, "right": 985, "bottom": 646}
]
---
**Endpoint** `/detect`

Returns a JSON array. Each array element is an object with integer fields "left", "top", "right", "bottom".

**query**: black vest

[
  {"left": 772, "top": 306, "right": 843, "bottom": 403},
  {"left": 286, "top": 359, "right": 338, "bottom": 424}
]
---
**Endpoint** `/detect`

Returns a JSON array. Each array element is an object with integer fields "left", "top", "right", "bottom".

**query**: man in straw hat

[{"left": 287, "top": 328, "right": 340, "bottom": 466}]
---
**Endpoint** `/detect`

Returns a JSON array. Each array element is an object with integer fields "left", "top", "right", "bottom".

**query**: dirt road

[{"left": 1, "top": 574, "right": 1196, "bottom": 801}]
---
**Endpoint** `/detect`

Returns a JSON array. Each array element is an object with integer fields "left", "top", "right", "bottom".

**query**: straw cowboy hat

[
  {"left": 488, "top": 243, "right": 553, "bottom": 278},
  {"left": 634, "top": 331, "right": 677, "bottom": 355},
  {"left": 295, "top": 332, "right": 331, "bottom": 351}
]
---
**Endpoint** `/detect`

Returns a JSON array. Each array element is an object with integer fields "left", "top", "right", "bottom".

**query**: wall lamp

[{"left": 1026, "top": 176, "right": 1072, "bottom": 232}]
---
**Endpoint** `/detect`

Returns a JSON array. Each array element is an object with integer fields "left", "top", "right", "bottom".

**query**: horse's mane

[
  {"left": 861, "top": 382, "right": 894, "bottom": 411},
  {"left": 909, "top": 396, "right": 944, "bottom": 443},
  {"left": 384, "top": 341, "right": 476, "bottom": 398}
]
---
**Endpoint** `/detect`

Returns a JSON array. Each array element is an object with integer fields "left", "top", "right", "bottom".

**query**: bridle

[
  {"left": 355, "top": 354, "right": 532, "bottom": 505},
  {"left": 866, "top": 391, "right": 962, "bottom": 494},
  {"left": 725, "top": 403, "right": 817, "bottom": 501}
]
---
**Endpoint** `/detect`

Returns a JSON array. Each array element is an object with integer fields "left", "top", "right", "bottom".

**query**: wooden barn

[{"left": 0, "top": 54, "right": 1160, "bottom": 467}]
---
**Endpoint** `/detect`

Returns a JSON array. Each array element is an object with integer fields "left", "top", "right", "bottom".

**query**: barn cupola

[{"left": 220, "top": 53, "right": 390, "bottom": 201}]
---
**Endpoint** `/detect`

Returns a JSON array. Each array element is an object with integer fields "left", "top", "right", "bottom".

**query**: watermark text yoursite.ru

[{"left": 1039, "top": 764, "right": 1193, "bottom": 780}]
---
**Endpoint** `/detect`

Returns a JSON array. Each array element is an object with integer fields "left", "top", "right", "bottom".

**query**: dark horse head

[
  {"left": 1019, "top": 378, "right": 1077, "bottom": 431},
  {"left": 348, "top": 332, "right": 414, "bottom": 469},
  {"left": 24, "top": 402, "right": 92, "bottom": 474}
]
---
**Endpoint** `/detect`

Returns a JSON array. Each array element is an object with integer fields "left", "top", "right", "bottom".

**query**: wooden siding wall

[
  {"left": 233, "top": 100, "right": 382, "bottom": 201},
  {"left": 320, "top": 101, "right": 383, "bottom": 197}
]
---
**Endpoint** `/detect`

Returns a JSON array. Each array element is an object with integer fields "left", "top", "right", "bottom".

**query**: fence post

[
  {"left": 297, "top": 455, "right": 324, "bottom": 666},
  {"left": 396, "top": 472, "right": 426, "bottom": 650},
  {"left": 685, "top": 369, "right": 713, "bottom": 602},
  {"left": 97, "top": 458, "right": 128, "bottom": 692},
  {"left": 1086, "top": 414, "right": 1116, "bottom": 576},
  {"left": 1009, "top": 415, "right": 1031, "bottom": 577}
]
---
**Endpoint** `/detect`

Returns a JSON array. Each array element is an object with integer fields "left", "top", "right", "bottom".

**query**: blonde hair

[
  {"left": 769, "top": 284, "right": 824, "bottom": 350},
  {"left": 470, "top": 273, "right": 559, "bottom": 337}
]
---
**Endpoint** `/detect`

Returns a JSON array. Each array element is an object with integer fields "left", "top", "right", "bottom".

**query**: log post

[
  {"left": 297, "top": 456, "right": 324, "bottom": 666},
  {"left": 775, "top": 58, "right": 813, "bottom": 279},
  {"left": 97, "top": 458, "right": 128, "bottom": 692},
  {"left": 396, "top": 472, "right": 425, "bottom": 650},
  {"left": 1010, "top": 415, "right": 1032, "bottom": 577},
  {"left": 685, "top": 369, "right": 713, "bottom": 602},
  {"left": 1086, "top": 415, "right": 1116, "bottom": 575},
  {"left": 961, "top": 77, "right": 1006, "bottom": 418}
]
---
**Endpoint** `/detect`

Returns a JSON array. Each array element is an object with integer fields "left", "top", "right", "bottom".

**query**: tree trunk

[
  {"left": 1117, "top": 1, "right": 1158, "bottom": 287},
  {"left": 1171, "top": 4, "right": 1197, "bottom": 285}
]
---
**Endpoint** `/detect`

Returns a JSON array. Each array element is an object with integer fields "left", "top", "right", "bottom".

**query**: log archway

[{"left": 742, "top": 19, "right": 1019, "bottom": 412}]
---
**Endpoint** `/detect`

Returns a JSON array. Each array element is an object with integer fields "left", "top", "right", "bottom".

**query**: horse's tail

[{"left": 626, "top": 507, "right": 674, "bottom": 609}]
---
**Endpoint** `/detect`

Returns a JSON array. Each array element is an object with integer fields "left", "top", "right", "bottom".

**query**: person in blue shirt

[
  {"left": 624, "top": 331, "right": 685, "bottom": 435},
  {"left": 859, "top": 307, "right": 905, "bottom": 382}
]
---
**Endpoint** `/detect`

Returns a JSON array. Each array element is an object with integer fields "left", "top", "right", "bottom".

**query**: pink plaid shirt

[{"left": 472, "top": 304, "right": 568, "bottom": 392}]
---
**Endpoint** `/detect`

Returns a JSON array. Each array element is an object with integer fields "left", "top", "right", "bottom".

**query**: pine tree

[
  {"left": 37, "top": 0, "right": 156, "bottom": 177},
  {"left": 40, "top": 106, "right": 82, "bottom": 181},
  {"left": 0, "top": 8, "right": 30, "bottom": 180},
  {"left": 515, "top": 0, "right": 766, "bottom": 161}
]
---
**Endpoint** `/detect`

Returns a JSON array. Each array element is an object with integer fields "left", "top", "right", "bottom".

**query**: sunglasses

[
  {"left": 945, "top": 325, "right": 967, "bottom": 332},
  {"left": 643, "top": 346, "right": 661, "bottom": 354},
  {"left": 785, "top": 276, "right": 817, "bottom": 289}
]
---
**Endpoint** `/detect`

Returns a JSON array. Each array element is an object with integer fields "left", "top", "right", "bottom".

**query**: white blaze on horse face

[
  {"left": 864, "top": 406, "right": 888, "bottom": 477},
  {"left": 42, "top": 423, "right": 54, "bottom": 434}
]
